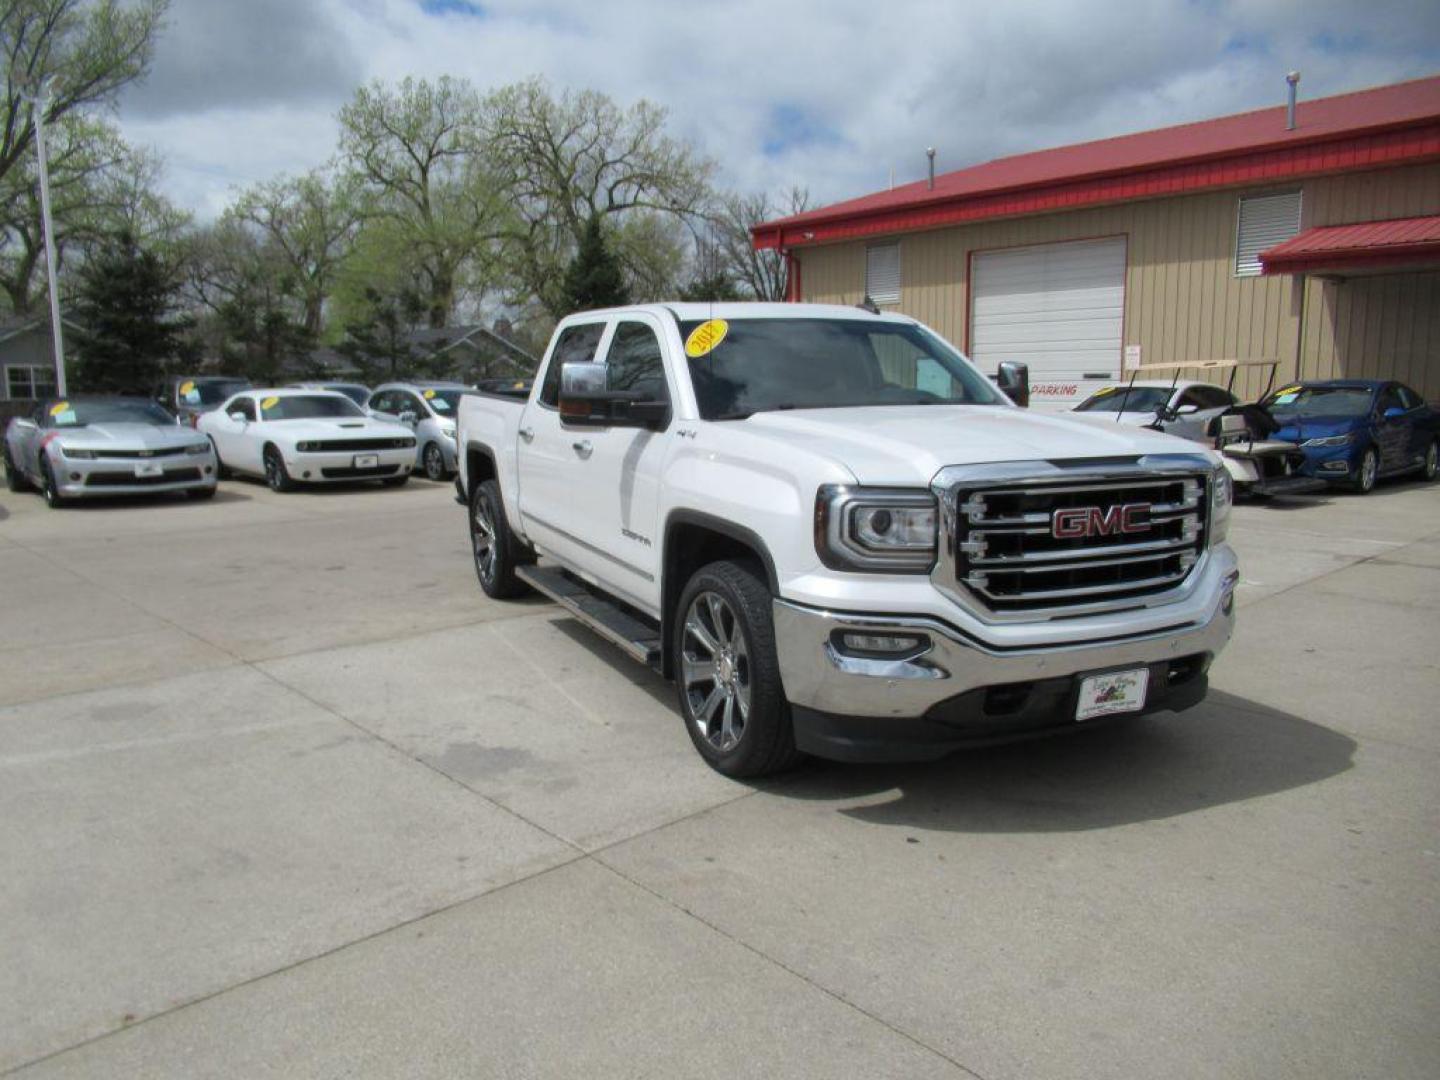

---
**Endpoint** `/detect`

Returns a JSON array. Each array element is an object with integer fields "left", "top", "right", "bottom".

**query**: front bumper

[
  {"left": 54, "top": 454, "right": 218, "bottom": 497},
  {"left": 772, "top": 562, "right": 1238, "bottom": 763},
  {"left": 284, "top": 447, "right": 414, "bottom": 482},
  {"left": 1294, "top": 441, "right": 1363, "bottom": 482}
]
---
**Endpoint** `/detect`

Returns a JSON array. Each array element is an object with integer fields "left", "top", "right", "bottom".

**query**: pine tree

[
  {"left": 71, "top": 232, "right": 191, "bottom": 394},
  {"left": 560, "top": 217, "right": 630, "bottom": 312}
]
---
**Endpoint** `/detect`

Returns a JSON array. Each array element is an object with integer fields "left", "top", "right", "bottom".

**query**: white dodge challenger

[{"left": 198, "top": 389, "right": 417, "bottom": 491}]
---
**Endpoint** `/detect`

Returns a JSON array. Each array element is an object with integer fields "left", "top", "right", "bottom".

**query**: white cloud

[{"left": 116, "top": 0, "right": 1440, "bottom": 220}]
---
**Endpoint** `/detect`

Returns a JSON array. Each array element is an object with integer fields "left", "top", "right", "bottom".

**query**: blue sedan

[{"left": 1261, "top": 379, "right": 1440, "bottom": 493}]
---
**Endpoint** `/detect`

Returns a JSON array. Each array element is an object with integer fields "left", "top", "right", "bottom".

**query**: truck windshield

[{"left": 679, "top": 318, "right": 1003, "bottom": 419}]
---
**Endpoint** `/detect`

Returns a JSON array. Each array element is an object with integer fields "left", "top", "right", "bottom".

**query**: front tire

[
  {"left": 674, "top": 560, "right": 801, "bottom": 778},
  {"left": 1422, "top": 439, "right": 1437, "bottom": 482},
  {"left": 1352, "top": 447, "right": 1378, "bottom": 494},
  {"left": 470, "top": 478, "right": 531, "bottom": 599},
  {"left": 263, "top": 446, "right": 296, "bottom": 493},
  {"left": 39, "top": 458, "right": 67, "bottom": 509},
  {"left": 208, "top": 438, "right": 231, "bottom": 480},
  {"left": 422, "top": 442, "right": 447, "bottom": 481}
]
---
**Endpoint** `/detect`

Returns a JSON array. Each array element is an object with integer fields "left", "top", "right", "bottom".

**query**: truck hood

[{"left": 741, "top": 405, "right": 1210, "bottom": 484}]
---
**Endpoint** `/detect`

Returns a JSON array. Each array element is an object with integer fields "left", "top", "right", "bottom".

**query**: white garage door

[{"left": 970, "top": 237, "right": 1126, "bottom": 410}]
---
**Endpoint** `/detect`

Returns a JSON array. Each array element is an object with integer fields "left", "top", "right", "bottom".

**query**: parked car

[
  {"left": 457, "top": 302, "right": 1237, "bottom": 777},
  {"left": 1262, "top": 379, "right": 1440, "bottom": 493},
  {"left": 3, "top": 396, "right": 218, "bottom": 507},
  {"left": 154, "top": 375, "right": 251, "bottom": 427},
  {"left": 289, "top": 381, "right": 371, "bottom": 407},
  {"left": 367, "top": 382, "right": 465, "bottom": 481},
  {"left": 197, "top": 389, "right": 416, "bottom": 492},
  {"left": 1073, "top": 380, "right": 1237, "bottom": 433}
]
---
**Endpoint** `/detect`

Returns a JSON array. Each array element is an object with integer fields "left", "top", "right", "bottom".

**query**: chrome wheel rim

[
  {"left": 681, "top": 591, "right": 750, "bottom": 753},
  {"left": 1360, "top": 451, "right": 1377, "bottom": 490},
  {"left": 472, "top": 496, "right": 497, "bottom": 584},
  {"left": 424, "top": 444, "right": 444, "bottom": 480}
]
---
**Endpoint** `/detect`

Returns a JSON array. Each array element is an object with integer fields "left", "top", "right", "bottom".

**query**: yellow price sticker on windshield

[
  {"left": 1091, "top": 386, "right": 1120, "bottom": 396},
  {"left": 179, "top": 380, "right": 196, "bottom": 395},
  {"left": 260, "top": 396, "right": 280, "bottom": 411},
  {"left": 423, "top": 389, "right": 436, "bottom": 399},
  {"left": 1273, "top": 384, "right": 1301, "bottom": 397},
  {"left": 49, "top": 401, "right": 70, "bottom": 416},
  {"left": 685, "top": 319, "right": 729, "bottom": 358}
]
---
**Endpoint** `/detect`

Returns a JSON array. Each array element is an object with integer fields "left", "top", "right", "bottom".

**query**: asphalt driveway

[{"left": 1, "top": 475, "right": 1436, "bottom": 1079}]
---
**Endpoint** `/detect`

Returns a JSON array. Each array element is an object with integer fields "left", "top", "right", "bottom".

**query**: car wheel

[
  {"left": 674, "top": 560, "right": 802, "bottom": 778},
  {"left": 263, "top": 446, "right": 295, "bottom": 493},
  {"left": 3, "top": 447, "right": 29, "bottom": 492},
  {"left": 422, "top": 442, "right": 447, "bottom": 481},
  {"left": 1423, "top": 439, "right": 1438, "bottom": 482},
  {"left": 470, "top": 478, "right": 531, "bottom": 599},
  {"left": 187, "top": 486, "right": 216, "bottom": 500},
  {"left": 381, "top": 474, "right": 409, "bottom": 487},
  {"left": 1353, "top": 447, "right": 1378, "bottom": 494},
  {"left": 39, "top": 458, "right": 67, "bottom": 509},
  {"left": 208, "top": 438, "right": 231, "bottom": 480}
]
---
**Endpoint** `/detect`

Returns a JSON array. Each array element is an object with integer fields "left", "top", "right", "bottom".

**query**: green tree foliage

[
  {"left": 70, "top": 230, "right": 190, "bottom": 392},
  {"left": 335, "top": 286, "right": 434, "bottom": 383},
  {"left": 483, "top": 78, "right": 713, "bottom": 315},
  {"left": 560, "top": 217, "right": 630, "bottom": 312},
  {"left": 337, "top": 76, "right": 509, "bottom": 328},
  {"left": 231, "top": 169, "right": 362, "bottom": 337}
]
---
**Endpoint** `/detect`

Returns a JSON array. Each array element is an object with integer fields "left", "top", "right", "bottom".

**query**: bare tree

[{"left": 711, "top": 186, "right": 809, "bottom": 301}]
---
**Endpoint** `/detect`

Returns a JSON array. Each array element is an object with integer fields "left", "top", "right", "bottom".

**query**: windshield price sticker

[
  {"left": 685, "top": 319, "right": 729, "bottom": 357},
  {"left": 423, "top": 389, "right": 436, "bottom": 399},
  {"left": 49, "top": 401, "right": 70, "bottom": 416},
  {"left": 260, "top": 396, "right": 280, "bottom": 412}
]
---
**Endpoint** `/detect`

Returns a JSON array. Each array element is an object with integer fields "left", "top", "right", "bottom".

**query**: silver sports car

[{"left": 3, "top": 396, "right": 220, "bottom": 508}]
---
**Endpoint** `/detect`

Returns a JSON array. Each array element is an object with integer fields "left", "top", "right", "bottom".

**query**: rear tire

[
  {"left": 4, "top": 447, "right": 28, "bottom": 492},
  {"left": 673, "top": 560, "right": 802, "bottom": 778},
  {"left": 263, "top": 446, "right": 295, "bottom": 492},
  {"left": 1422, "top": 439, "right": 1437, "bottom": 482},
  {"left": 470, "top": 478, "right": 531, "bottom": 599}
]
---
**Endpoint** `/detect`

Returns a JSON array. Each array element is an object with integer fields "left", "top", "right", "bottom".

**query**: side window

[
  {"left": 367, "top": 391, "right": 387, "bottom": 413},
  {"left": 397, "top": 393, "right": 423, "bottom": 416},
  {"left": 539, "top": 322, "right": 606, "bottom": 407},
  {"left": 233, "top": 398, "right": 257, "bottom": 422},
  {"left": 1188, "top": 386, "right": 1233, "bottom": 409},
  {"left": 1377, "top": 386, "right": 1404, "bottom": 414},
  {"left": 604, "top": 322, "right": 669, "bottom": 401},
  {"left": 1396, "top": 385, "right": 1422, "bottom": 411}
]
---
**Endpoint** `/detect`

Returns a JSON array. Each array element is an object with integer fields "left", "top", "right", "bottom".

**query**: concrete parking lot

[{"left": 1, "top": 474, "right": 1437, "bottom": 1079}]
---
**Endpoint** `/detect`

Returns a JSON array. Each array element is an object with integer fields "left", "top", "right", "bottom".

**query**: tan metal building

[{"left": 753, "top": 76, "right": 1440, "bottom": 405}]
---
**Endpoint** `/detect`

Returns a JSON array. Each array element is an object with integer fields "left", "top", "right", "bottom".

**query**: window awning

[{"left": 1260, "top": 215, "right": 1440, "bottom": 275}]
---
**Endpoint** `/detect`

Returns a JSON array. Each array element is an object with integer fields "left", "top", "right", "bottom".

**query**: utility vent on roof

[
  {"left": 1235, "top": 191, "right": 1301, "bottom": 276},
  {"left": 865, "top": 242, "right": 901, "bottom": 304}
]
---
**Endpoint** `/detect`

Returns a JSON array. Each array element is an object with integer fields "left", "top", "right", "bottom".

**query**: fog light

[
  {"left": 204, "top": 466, "right": 213, "bottom": 475},
  {"left": 68, "top": 472, "right": 81, "bottom": 481},
  {"left": 838, "top": 632, "right": 926, "bottom": 656},
  {"left": 302, "top": 470, "right": 312, "bottom": 479}
]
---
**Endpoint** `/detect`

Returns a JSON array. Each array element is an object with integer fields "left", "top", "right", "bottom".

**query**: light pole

[{"left": 26, "top": 79, "right": 68, "bottom": 397}]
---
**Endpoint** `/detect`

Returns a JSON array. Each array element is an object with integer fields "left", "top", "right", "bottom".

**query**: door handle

[
  {"left": 519, "top": 427, "right": 534, "bottom": 442},
  {"left": 571, "top": 440, "right": 593, "bottom": 459}
]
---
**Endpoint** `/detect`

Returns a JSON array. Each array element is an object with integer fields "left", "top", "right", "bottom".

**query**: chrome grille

[{"left": 951, "top": 475, "right": 1208, "bottom": 611}]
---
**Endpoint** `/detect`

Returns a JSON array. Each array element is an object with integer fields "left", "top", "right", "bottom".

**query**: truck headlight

[
  {"left": 815, "top": 486, "right": 937, "bottom": 573},
  {"left": 1209, "top": 467, "right": 1232, "bottom": 546},
  {"left": 1301, "top": 433, "right": 1354, "bottom": 447}
]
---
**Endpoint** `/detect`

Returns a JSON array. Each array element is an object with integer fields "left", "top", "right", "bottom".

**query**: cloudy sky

[{"left": 115, "top": 0, "right": 1440, "bottom": 221}]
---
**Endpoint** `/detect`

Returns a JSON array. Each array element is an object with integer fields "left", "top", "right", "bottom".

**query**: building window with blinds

[
  {"left": 865, "top": 242, "right": 901, "bottom": 304},
  {"left": 1235, "top": 191, "right": 1301, "bottom": 276}
]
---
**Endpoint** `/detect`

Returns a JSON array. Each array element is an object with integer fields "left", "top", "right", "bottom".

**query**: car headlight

[
  {"left": 402, "top": 437, "right": 416, "bottom": 448},
  {"left": 1301, "top": 433, "right": 1355, "bottom": 448},
  {"left": 185, "top": 443, "right": 210, "bottom": 455},
  {"left": 1209, "top": 466, "right": 1232, "bottom": 546},
  {"left": 295, "top": 441, "right": 316, "bottom": 452},
  {"left": 815, "top": 486, "right": 937, "bottom": 573},
  {"left": 61, "top": 446, "right": 95, "bottom": 459},
  {"left": 442, "top": 427, "right": 457, "bottom": 442}
]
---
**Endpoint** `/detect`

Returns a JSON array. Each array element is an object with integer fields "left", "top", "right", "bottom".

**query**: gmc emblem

[{"left": 1052, "top": 503, "right": 1152, "bottom": 540}]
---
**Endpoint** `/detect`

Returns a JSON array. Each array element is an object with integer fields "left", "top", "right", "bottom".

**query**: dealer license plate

[
  {"left": 1075, "top": 668, "right": 1150, "bottom": 721},
  {"left": 134, "top": 461, "right": 164, "bottom": 478},
  {"left": 353, "top": 453, "right": 380, "bottom": 469}
]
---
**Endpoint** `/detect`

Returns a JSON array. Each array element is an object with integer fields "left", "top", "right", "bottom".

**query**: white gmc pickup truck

[{"left": 457, "top": 303, "right": 1238, "bottom": 777}]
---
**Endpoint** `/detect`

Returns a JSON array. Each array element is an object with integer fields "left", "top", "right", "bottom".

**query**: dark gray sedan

[{"left": 3, "top": 396, "right": 219, "bottom": 508}]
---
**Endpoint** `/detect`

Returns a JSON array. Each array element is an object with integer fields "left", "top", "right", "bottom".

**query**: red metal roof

[
  {"left": 1259, "top": 214, "right": 1440, "bottom": 274},
  {"left": 753, "top": 76, "right": 1440, "bottom": 250}
]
